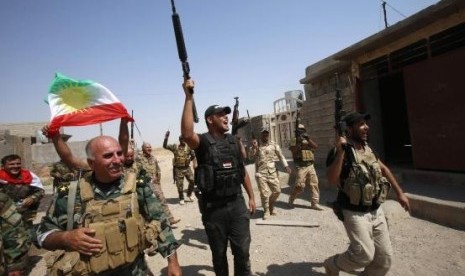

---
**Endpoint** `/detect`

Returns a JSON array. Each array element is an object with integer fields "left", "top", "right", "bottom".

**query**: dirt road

[{"left": 29, "top": 148, "right": 465, "bottom": 275}]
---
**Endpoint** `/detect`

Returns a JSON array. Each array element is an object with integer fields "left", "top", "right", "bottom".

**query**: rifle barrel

[{"left": 170, "top": 0, "right": 199, "bottom": 123}]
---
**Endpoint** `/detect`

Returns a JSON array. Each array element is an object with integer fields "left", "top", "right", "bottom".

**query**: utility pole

[{"left": 382, "top": 1, "right": 388, "bottom": 28}]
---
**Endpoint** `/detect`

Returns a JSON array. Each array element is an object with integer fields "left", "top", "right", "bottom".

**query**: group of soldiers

[
  {"left": 247, "top": 124, "right": 323, "bottom": 221},
  {"left": 0, "top": 78, "right": 411, "bottom": 276}
]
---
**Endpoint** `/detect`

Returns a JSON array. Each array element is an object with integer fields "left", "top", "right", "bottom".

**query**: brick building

[{"left": 300, "top": 0, "right": 465, "bottom": 172}]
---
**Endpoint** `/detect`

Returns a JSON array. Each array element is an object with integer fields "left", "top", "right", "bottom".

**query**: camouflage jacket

[
  {"left": 36, "top": 173, "right": 180, "bottom": 259},
  {"left": 136, "top": 155, "right": 161, "bottom": 184},
  {"left": 165, "top": 144, "right": 195, "bottom": 168},
  {"left": 0, "top": 172, "right": 45, "bottom": 223},
  {"left": 50, "top": 160, "right": 77, "bottom": 188},
  {"left": 249, "top": 141, "right": 288, "bottom": 174},
  {"left": 0, "top": 192, "right": 31, "bottom": 273}
]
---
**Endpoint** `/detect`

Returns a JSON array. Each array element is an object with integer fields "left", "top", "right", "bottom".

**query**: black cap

[
  {"left": 343, "top": 112, "right": 371, "bottom": 126},
  {"left": 204, "top": 105, "right": 231, "bottom": 118}
]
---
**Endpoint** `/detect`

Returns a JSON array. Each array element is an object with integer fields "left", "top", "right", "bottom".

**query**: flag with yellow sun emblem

[{"left": 46, "top": 73, "right": 133, "bottom": 136}]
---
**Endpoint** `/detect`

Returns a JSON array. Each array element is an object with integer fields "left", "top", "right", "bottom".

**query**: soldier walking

[
  {"left": 163, "top": 130, "right": 197, "bottom": 204},
  {"left": 248, "top": 127, "right": 291, "bottom": 220},
  {"left": 288, "top": 124, "right": 323, "bottom": 210},
  {"left": 324, "top": 112, "right": 410, "bottom": 275},
  {"left": 136, "top": 142, "right": 181, "bottom": 225}
]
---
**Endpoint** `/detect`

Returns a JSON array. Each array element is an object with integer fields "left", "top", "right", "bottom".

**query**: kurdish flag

[{"left": 46, "top": 73, "right": 133, "bottom": 136}]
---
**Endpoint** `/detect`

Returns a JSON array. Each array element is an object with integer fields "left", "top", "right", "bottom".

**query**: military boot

[
  {"left": 311, "top": 202, "right": 324, "bottom": 211},
  {"left": 323, "top": 257, "right": 339, "bottom": 276},
  {"left": 263, "top": 208, "right": 270, "bottom": 220},
  {"left": 269, "top": 205, "right": 278, "bottom": 216},
  {"left": 288, "top": 194, "right": 296, "bottom": 208}
]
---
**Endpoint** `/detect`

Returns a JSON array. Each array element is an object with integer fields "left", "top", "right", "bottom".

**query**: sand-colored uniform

[
  {"left": 289, "top": 138, "right": 320, "bottom": 206},
  {"left": 136, "top": 154, "right": 175, "bottom": 221},
  {"left": 249, "top": 141, "right": 288, "bottom": 216}
]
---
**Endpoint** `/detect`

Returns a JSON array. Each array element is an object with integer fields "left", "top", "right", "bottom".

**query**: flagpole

[{"left": 99, "top": 123, "right": 103, "bottom": 136}]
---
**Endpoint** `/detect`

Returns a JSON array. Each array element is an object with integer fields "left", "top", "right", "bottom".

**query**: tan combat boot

[
  {"left": 323, "top": 258, "right": 339, "bottom": 276},
  {"left": 311, "top": 203, "right": 324, "bottom": 211},
  {"left": 269, "top": 205, "right": 278, "bottom": 216},
  {"left": 288, "top": 194, "right": 296, "bottom": 208},
  {"left": 263, "top": 208, "right": 270, "bottom": 220}
]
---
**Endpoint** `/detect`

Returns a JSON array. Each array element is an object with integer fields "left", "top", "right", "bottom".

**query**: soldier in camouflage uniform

[
  {"left": 288, "top": 124, "right": 323, "bottom": 210},
  {"left": 37, "top": 131, "right": 182, "bottom": 275},
  {"left": 248, "top": 127, "right": 291, "bottom": 220},
  {"left": 0, "top": 154, "right": 45, "bottom": 238},
  {"left": 163, "top": 130, "right": 196, "bottom": 204},
  {"left": 0, "top": 192, "right": 31, "bottom": 275},
  {"left": 50, "top": 159, "right": 77, "bottom": 193},
  {"left": 136, "top": 142, "right": 180, "bottom": 225}
]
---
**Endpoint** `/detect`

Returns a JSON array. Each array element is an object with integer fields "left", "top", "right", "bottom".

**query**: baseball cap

[
  {"left": 343, "top": 112, "right": 371, "bottom": 126},
  {"left": 204, "top": 105, "right": 231, "bottom": 118},
  {"left": 298, "top": 124, "right": 305, "bottom": 129}
]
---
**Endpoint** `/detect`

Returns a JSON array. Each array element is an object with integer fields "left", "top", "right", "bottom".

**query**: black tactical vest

[{"left": 195, "top": 133, "right": 243, "bottom": 201}]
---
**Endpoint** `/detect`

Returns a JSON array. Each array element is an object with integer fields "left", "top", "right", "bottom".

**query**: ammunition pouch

[
  {"left": 344, "top": 162, "right": 374, "bottom": 206},
  {"left": 45, "top": 250, "right": 90, "bottom": 276},
  {"left": 144, "top": 220, "right": 164, "bottom": 250},
  {"left": 377, "top": 176, "right": 391, "bottom": 204},
  {"left": 300, "top": 149, "right": 314, "bottom": 162},
  {"left": 343, "top": 153, "right": 392, "bottom": 207},
  {"left": 173, "top": 156, "right": 189, "bottom": 167}
]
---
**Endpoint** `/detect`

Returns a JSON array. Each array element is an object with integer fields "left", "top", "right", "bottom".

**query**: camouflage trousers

[
  {"left": 289, "top": 165, "right": 320, "bottom": 204},
  {"left": 255, "top": 171, "right": 281, "bottom": 213},
  {"left": 174, "top": 167, "right": 195, "bottom": 200},
  {"left": 150, "top": 181, "right": 175, "bottom": 221}
]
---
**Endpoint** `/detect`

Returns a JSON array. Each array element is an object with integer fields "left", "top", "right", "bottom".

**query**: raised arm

[
  {"left": 181, "top": 79, "right": 200, "bottom": 150},
  {"left": 326, "top": 136, "right": 346, "bottom": 186},
  {"left": 42, "top": 125, "right": 89, "bottom": 170}
]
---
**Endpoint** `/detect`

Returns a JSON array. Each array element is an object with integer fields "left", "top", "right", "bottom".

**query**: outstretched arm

[
  {"left": 181, "top": 79, "right": 200, "bottom": 150},
  {"left": 379, "top": 161, "right": 410, "bottom": 212}
]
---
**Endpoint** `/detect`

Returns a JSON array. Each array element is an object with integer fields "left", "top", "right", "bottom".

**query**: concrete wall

[
  {"left": 31, "top": 141, "right": 88, "bottom": 166},
  {"left": 301, "top": 71, "right": 355, "bottom": 168}
]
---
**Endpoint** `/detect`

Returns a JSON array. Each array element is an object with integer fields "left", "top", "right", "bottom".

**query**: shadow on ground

[
  {"left": 179, "top": 228, "right": 209, "bottom": 249},
  {"left": 256, "top": 261, "right": 326, "bottom": 276}
]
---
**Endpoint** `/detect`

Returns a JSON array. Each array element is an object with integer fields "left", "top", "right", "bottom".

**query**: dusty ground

[{"left": 29, "top": 148, "right": 465, "bottom": 276}]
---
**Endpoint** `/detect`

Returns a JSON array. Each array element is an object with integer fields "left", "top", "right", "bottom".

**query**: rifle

[
  {"left": 247, "top": 110, "right": 255, "bottom": 140},
  {"left": 170, "top": 0, "right": 199, "bottom": 123},
  {"left": 231, "top": 97, "right": 239, "bottom": 135},
  {"left": 334, "top": 73, "right": 345, "bottom": 136},
  {"left": 130, "top": 110, "right": 135, "bottom": 149},
  {"left": 331, "top": 72, "right": 348, "bottom": 222},
  {"left": 294, "top": 108, "right": 303, "bottom": 142}
]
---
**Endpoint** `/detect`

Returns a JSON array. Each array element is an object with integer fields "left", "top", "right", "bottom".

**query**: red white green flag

[{"left": 46, "top": 73, "right": 133, "bottom": 136}]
